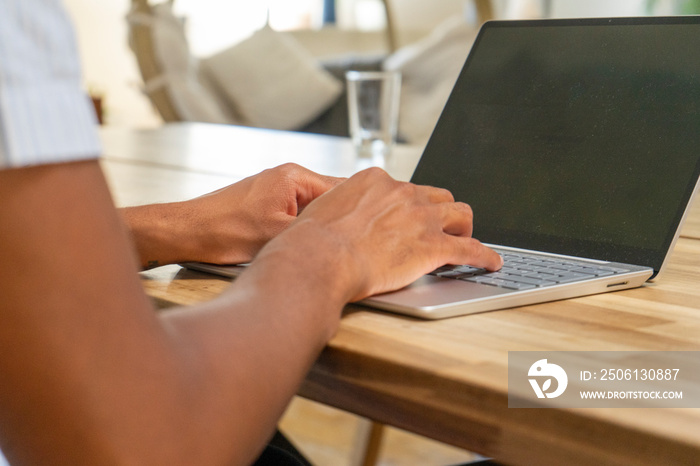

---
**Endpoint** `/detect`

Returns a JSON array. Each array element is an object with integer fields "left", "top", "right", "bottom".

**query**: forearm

[
  {"left": 120, "top": 203, "right": 198, "bottom": 269},
  {"left": 161, "top": 222, "right": 348, "bottom": 463}
]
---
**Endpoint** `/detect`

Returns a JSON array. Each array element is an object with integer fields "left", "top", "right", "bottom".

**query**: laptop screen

[{"left": 411, "top": 17, "right": 700, "bottom": 274}]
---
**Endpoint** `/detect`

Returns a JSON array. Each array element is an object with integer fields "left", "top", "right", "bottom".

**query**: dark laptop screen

[{"left": 411, "top": 17, "right": 700, "bottom": 274}]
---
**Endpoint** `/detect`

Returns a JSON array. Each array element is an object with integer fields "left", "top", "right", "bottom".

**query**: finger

[
  {"left": 414, "top": 184, "right": 455, "bottom": 204},
  {"left": 445, "top": 237, "right": 503, "bottom": 272},
  {"left": 441, "top": 202, "right": 474, "bottom": 237}
]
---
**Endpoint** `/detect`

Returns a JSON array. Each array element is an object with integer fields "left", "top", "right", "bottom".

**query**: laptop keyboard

[{"left": 429, "top": 251, "right": 630, "bottom": 291}]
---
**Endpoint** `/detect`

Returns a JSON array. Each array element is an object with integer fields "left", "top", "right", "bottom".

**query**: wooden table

[{"left": 100, "top": 123, "right": 700, "bottom": 466}]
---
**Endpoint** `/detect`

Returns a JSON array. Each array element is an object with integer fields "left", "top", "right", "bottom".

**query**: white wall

[
  {"left": 500, "top": 0, "right": 648, "bottom": 18},
  {"left": 549, "top": 0, "right": 647, "bottom": 17},
  {"left": 175, "top": 0, "right": 325, "bottom": 56},
  {"left": 64, "top": 0, "right": 160, "bottom": 127}
]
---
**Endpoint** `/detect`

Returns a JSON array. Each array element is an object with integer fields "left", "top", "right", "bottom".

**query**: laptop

[{"left": 186, "top": 16, "right": 700, "bottom": 319}]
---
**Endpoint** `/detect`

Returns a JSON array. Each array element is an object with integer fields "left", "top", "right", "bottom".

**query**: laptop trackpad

[{"left": 364, "top": 275, "right": 511, "bottom": 309}]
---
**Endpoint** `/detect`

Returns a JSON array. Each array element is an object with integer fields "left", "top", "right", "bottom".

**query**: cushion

[
  {"left": 160, "top": 75, "right": 236, "bottom": 124},
  {"left": 150, "top": 1, "right": 193, "bottom": 75},
  {"left": 201, "top": 25, "right": 343, "bottom": 131}
]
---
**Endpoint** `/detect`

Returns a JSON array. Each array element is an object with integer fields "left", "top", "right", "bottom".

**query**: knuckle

[
  {"left": 396, "top": 181, "right": 416, "bottom": 197},
  {"left": 364, "top": 166, "right": 388, "bottom": 177},
  {"left": 360, "top": 166, "right": 392, "bottom": 184},
  {"left": 455, "top": 202, "right": 473, "bottom": 218},
  {"left": 356, "top": 167, "right": 401, "bottom": 191},
  {"left": 435, "top": 187, "right": 455, "bottom": 202},
  {"left": 276, "top": 163, "right": 303, "bottom": 178},
  {"left": 466, "top": 237, "right": 482, "bottom": 249}
]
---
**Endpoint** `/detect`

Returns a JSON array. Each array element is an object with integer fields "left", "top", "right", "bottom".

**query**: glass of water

[{"left": 346, "top": 70, "right": 401, "bottom": 158}]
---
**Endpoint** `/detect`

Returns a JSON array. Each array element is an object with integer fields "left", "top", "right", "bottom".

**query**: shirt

[{"left": 0, "top": 0, "right": 101, "bottom": 168}]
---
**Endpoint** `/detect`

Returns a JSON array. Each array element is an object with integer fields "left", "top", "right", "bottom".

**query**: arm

[
  {"left": 0, "top": 161, "right": 500, "bottom": 466},
  {"left": 0, "top": 160, "right": 342, "bottom": 465},
  {"left": 119, "top": 164, "right": 342, "bottom": 269}
]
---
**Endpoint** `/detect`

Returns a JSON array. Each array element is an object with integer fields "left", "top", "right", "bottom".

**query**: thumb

[{"left": 295, "top": 173, "right": 346, "bottom": 213}]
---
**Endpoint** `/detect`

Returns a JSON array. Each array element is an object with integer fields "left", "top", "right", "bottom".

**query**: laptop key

[
  {"left": 501, "top": 281, "right": 538, "bottom": 290},
  {"left": 454, "top": 265, "right": 483, "bottom": 274},
  {"left": 569, "top": 267, "right": 615, "bottom": 277},
  {"left": 526, "top": 266, "right": 556, "bottom": 273},
  {"left": 436, "top": 269, "right": 471, "bottom": 278},
  {"left": 429, "top": 266, "right": 453, "bottom": 275},
  {"left": 500, "top": 266, "right": 525, "bottom": 274},
  {"left": 436, "top": 267, "right": 484, "bottom": 279},
  {"left": 485, "top": 272, "right": 513, "bottom": 280},
  {"left": 522, "top": 272, "right": 561, "bottom": 280},
  {"left": 462, "top": 275, "right": 495, "bottom": 283},
  {"left": 479, "top": 278, "right": 518, "bottom": 287},
  {"left": 496, "top": 275, "right": 557, "bottom": 287},
  {"left": 431, "top": 265, "right": 484, "bottom": 277},
  {"left": 547, "top": 263, "right": 580, "bottom": 272},
  {"left": 596, "top": 265, "right": 630, "bottom": 273}
]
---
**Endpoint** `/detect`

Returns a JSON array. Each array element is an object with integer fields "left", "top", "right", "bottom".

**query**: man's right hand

[{"left": 267, "top": 167, "right": 503, "bottom": 304}]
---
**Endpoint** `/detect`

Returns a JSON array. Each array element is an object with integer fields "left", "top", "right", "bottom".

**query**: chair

[
  {"left": 383, "top": 0, "right": 494, "bottom": 51},
  {"left": 128, "top": 0, "right": 181, "bottom": 122}
]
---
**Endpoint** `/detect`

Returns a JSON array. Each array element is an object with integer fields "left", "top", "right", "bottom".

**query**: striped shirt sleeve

[{"left": 0, "top": 0, "right": 101, "bottom": 168}]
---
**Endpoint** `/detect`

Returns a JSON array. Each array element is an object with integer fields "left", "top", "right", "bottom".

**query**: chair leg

[
  {"left": 361, "top": 422, "right": 385, "bottom": 466},
  {"left": 349, "top": 420, "right": 385, "bottom": 466}
]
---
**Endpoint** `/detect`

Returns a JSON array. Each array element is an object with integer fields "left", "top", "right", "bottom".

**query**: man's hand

[
  {"left": 121, "top": 163, "right": 342, "bottom": 268},
  {"left": 260, "top": 167, "right": 503, "bottom": 303}
]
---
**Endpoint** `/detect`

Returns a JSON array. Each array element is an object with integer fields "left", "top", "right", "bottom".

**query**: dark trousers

[
  {"left": 251, "top": 430, "right": 503, "bottom": 466},
  {"left": 252, "top": 430, "right": 312, "bottom": 466}
]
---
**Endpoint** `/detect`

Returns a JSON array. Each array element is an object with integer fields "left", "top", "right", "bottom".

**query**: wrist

[
  {"left": 120, "top": 203, "right": 197, "bottom": 268},
  {"left": 275, "top": 218, "right": 366, "bottom": 305},
  {"left": 237, "top": 219, "right": 363, "bottom": 339}
]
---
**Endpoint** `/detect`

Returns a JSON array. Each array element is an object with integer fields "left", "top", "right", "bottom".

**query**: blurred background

[{"left": 66, "top": 0, "right": 697, "bottom": 130}]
